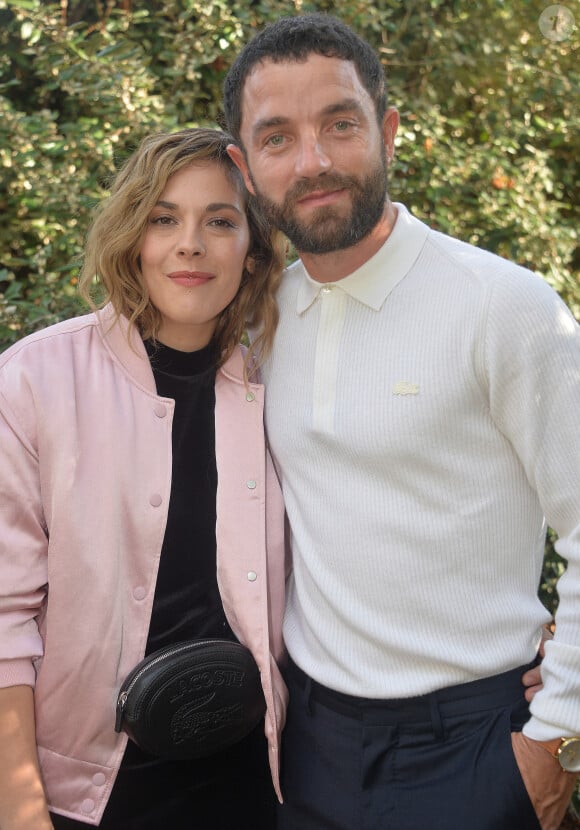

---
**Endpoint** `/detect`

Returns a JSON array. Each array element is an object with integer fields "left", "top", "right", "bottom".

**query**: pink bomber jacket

[{"left": 0, "top": 306, "right": 288, "bottom": 824}]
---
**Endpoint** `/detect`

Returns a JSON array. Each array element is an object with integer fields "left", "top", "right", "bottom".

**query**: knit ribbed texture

[{"left": 260, "top": 204, "right": 580, "bottom": 739}]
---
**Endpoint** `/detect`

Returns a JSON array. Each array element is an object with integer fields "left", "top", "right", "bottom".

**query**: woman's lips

[{"left": 167, "top": 271, "right": 215, "bottom": 287}]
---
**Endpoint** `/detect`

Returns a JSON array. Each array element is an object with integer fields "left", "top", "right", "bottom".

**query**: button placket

[{"left": 312, "top": 287, "right": 346, "bottom": 434}]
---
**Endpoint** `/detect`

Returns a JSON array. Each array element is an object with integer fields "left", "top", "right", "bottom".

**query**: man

[{"left": 223, "top": 14, "right": 580, "bottom": 830}]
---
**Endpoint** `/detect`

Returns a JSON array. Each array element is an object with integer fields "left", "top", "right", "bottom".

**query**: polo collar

[{"left": 296, "top": 203, "right": 430, "bottom": 314}]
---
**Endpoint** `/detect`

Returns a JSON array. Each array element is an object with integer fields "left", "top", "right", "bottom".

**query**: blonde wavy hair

[{"left": 79, "top": 127, "right": 284, "bottom": 375}]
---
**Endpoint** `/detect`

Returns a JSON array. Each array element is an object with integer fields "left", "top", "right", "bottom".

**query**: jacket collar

[
  {"left": 96, "top": 304, "right": 264, "bottom": 397},
  {"left": 96, "top": 305, "right": 157, "bottom": 393},
  {"left": 96, "top": 305, "right": 262, "bottom": 395},
  {"left": 217, "top": 344, "right": 264, "bottom": 394}
]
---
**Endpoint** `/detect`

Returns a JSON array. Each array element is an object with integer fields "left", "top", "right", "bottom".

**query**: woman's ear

[{"left": 244, "top": 255, "right": 256, "bottom": 274}]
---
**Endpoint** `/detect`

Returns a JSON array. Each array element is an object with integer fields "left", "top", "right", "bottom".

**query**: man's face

[{"left": 230, "top": 54, "right": 395, "bottom": 255}]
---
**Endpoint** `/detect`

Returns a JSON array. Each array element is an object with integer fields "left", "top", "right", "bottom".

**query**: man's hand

[
  {"left": 511, "top": 732, "right": 578, "bottom": 830},
  {"left": 522, "top": 624, "right": 553, "bottom": 702}
]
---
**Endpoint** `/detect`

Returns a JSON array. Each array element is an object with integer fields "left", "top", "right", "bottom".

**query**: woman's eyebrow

[
  {"left": 205, "top": 202, "right": 244, "bottom": 216},
  {"left": 152, "top": 200, "right": 243, "bottom": 216}
]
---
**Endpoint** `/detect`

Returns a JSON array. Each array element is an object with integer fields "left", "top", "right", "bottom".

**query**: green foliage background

[
  {"left": 1, "top": 0, "right": 577, "bottom": 345},
  {"left": 0, "top": 0, "right": 578, "bottom": 817}
]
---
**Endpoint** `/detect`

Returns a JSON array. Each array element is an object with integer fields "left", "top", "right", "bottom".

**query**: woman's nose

[{"left": 177, "top": 229, "right": 205, "bottom": 257}]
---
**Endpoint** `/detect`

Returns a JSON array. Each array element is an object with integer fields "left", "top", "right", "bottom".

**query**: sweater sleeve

[
  {"left": 485, "top": 266, "right": 580, "bottom": 739},
  {"left": 0, "top": 366, "right": 47, "bottom": 688}
]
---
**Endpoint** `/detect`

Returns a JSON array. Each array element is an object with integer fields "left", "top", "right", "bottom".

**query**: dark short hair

[{"left": 223, "top": 13, "right": 387, "bottom": 141}]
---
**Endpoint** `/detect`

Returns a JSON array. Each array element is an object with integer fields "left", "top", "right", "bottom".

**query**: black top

[
  {"left": 143, "top": 338, "right": 234, "bottom": 652},
  {"left": 108, "top": 339, "right": 235, "bottom": 800}
]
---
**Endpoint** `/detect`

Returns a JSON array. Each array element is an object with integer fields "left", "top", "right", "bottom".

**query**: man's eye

[
  {"left": 267, "top": 135, "right": 285, "bottom": 147},
  {"left": 334, "top": 120, "right": 352, "bottom": 132}
]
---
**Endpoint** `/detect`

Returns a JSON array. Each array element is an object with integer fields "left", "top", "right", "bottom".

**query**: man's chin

[
  {"left": 290, "top": 225, "right": 369, "bottom": 255},
  {"left": 282, "top": 213, "right": 358, "bottom": 255}
]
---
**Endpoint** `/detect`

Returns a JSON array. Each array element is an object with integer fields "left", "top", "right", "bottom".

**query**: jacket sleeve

[{"left": 0, "top": 376, "right": 47, "bottom": 688}]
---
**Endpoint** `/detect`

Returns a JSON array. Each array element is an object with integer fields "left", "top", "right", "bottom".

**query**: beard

[{"left": 249, "top": 152, "right": 388, "bottom": 255}]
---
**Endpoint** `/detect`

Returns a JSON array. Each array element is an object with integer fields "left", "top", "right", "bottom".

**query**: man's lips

[
  {"left": 167, "top": 271, "right": 215, "bottom": 287},
  {"left": 296, "top": 188, "right": 347, "bottom": 208}
]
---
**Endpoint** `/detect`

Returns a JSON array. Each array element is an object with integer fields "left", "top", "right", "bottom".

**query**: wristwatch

[{"left": 543, "top": 737, "right": 580, "bottom": 773}]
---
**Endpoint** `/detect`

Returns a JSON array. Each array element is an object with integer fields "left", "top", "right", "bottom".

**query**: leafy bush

[{"left": 1, "top": 0, "right": 577, "bottom": 347}]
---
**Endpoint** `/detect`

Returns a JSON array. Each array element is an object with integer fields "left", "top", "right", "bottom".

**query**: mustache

[{"left": 285, "top": 174, "right": 359, "bottom": 202}]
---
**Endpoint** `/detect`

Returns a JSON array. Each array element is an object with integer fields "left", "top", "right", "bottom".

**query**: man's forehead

[
  {"left": 244, "top": 53, "right": 358, "bottom": 86},
  {"left": 240, "top": 55, "right": 366, "bottom": 123}
]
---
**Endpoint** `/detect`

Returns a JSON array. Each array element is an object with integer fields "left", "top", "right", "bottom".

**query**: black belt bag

[{"left": 114, "top": 638, "right": 265, "bottom": 760}]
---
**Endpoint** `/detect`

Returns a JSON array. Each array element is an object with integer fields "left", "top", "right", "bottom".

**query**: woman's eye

[
  {"left": 209, "top": 218, "right": 235, "bottom": 229},
  {"left": 150, "top": 215, "right": 175, "bottom": 225}
]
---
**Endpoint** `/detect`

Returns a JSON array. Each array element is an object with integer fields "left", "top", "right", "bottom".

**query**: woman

[{"left": 0, "top": 128, "right": 287, "bottom": 829}]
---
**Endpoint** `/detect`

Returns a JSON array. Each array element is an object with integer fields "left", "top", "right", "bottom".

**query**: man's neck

[{"left": 298, "top": 200, "right": 398, "bottom": 283}]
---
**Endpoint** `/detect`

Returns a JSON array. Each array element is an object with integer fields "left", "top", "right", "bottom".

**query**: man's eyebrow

[
  {"left": 251, "top": 98, "right": 367, "bottom": 140},
  {"left": 252, "top": 116, "right": 290, "bottom": 139},
  {"left": 320, "top": 98, "right": 366, "bottom": 118}
]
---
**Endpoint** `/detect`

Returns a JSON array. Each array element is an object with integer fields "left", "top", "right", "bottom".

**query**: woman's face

[{"left": 139, "top": 161, "right": 251, "bottom": 351}]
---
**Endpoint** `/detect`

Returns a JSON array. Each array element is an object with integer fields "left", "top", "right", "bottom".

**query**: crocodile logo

[{"left": 170, "top": 697, "right": 245, "bottom": 745}]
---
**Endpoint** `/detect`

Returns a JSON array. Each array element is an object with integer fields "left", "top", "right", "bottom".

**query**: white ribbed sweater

[{"left": 260, "top": 204, "right": 580, "bottom": 740}]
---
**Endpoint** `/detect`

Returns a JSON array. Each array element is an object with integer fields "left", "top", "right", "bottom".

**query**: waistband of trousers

[{"left": 285, "top": 656, "right": 537, "bottom": 723}]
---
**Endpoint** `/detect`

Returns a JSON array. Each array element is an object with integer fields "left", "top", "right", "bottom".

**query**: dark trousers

[{"left": 277, "top": 659, "right": 541, "bottom": 830}]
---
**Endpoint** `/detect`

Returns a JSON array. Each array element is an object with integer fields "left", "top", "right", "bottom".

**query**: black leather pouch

[{"left": 114, "top": 639, "right": 265, "bottom": 760}]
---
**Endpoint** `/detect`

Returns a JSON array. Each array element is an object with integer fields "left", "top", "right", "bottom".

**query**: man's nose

[{"left": 294, "top": 134, "right": 332, "bottom": 178}]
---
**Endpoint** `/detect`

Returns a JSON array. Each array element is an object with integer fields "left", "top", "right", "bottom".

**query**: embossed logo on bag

[
  {"left": 170, "top": 669, "right": 245, "bottom": 704},
  {"left": 171, "top": 698, "right": 246, "bottom": 744}
]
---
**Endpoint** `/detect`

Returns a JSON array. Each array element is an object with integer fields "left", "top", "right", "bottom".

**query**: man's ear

[
  {"left": 227, "top": 143, "right": 256, "bottom": 195},
  {"left": 381, "top": 107, "right": 399, "bottom": 165}
]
